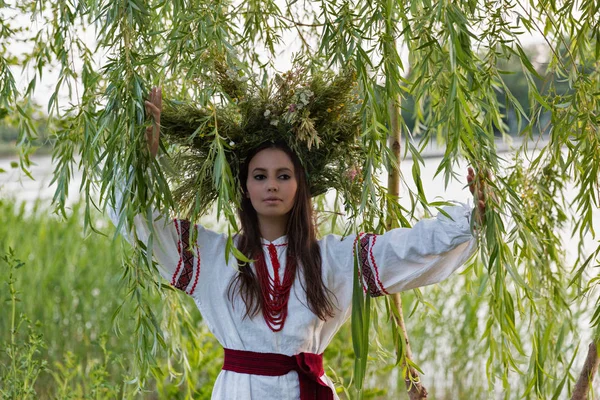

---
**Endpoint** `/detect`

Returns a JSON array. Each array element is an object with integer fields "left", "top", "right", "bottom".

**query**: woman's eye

[
  {"left": 253, "top": 175, "right": 266, "bottom": 180},
  {"left": 279, "top": 174, "right": 291, "bottom": 180}
]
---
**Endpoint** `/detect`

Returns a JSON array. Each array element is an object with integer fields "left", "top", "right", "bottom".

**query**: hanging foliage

[{"left": 1, "top": 0, "right": 599, "bottom": 398}]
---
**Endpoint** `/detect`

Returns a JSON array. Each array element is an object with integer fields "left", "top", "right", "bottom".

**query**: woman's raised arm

[
  {"left": 106, "top": 86, "right": 225, "bottom": 296},
  {"left": 350, "top": 203, "right": 477, "bottom": 296}
]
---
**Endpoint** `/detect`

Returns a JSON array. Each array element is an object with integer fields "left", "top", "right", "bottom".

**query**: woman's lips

[{"left": 263, "top": 198, "right": 282, "bottom": 204}]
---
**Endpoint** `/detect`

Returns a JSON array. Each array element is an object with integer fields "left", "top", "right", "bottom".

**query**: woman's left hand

[
  {"left": 144, "top": 86, "right": 162, "bottom": 159},
  {"left": 467, "top": 167, "right": 490, "bottom": 226}
]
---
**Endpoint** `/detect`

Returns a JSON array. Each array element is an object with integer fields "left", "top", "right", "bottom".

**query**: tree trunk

[
  {"left": 387, "top": 97, "right": 428, "bottom": 400},
  {"left": 571, "top": 341, "right": 600, "bottom": 400}
]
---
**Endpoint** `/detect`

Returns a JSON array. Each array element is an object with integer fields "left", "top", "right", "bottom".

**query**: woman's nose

[{"left": 267, "top": 179, "right": 278, "bottom": 191}]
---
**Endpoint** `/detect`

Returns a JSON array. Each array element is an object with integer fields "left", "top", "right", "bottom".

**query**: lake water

[{"left": 0, "top": 155, "right": 81, "bottom": 206}]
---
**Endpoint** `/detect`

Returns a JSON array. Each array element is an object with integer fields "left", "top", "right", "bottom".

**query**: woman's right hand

[
  {"left": 467, "top": 166, "right": 492, "bottom": 226},
  {"left": 144, "top": 86, "right": 162, "bottom": 159}
]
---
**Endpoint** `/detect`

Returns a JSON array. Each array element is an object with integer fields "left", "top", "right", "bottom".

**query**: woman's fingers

[
  {"left": 149, "top": 87, "right": 161, "bottom": 108},
  {"left": 145, "top": 87, "right": 162, "bottom": 159},
  {"left": 145, "top": 126, "right": 159, "bottom": 158},
  {"left": 145, "top": 125, "right": 158, "bottom": 144},
  {"left": 467, "top": 166, "right": 491, "bottom": 225},
  {"left": 467, "top": 167, "right": 475, "bottom": 195},
  {"left": 145, "top": 101, "right": 160, "bottom": 121},
  {"left": 144, "top": 100, "right": 157, "bottom": 113},
  {"left": 145, "top": 126, "right": 153, "bottom": 142},
  {"left": 145, "top": 87, "right": 162, "bottom": 120}
]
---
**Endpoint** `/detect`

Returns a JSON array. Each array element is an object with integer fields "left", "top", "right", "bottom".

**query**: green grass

[{"left": 0, "top": 198, "right": 226, "bottom": 399}]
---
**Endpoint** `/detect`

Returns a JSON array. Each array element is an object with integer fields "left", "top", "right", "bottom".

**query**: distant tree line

[
  {"left": 400, "top": 44, "right": 574, "bottom": 137},
  {"left": 0, "top": 112, "right": 50, "bottom": 150}
]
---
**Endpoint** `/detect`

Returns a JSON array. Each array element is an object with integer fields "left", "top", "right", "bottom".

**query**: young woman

[{"left": 109, "top": 87, "right": 484, "bottom": 399}]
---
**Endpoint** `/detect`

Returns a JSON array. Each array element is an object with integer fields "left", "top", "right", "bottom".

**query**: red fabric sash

[{"left": 222, "top": 348, "right": 334, "bottom": 400}]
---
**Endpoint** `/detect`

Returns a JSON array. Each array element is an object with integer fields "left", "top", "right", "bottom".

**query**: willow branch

[
  {"left": 387, "top": 96, "right": 428, "bottom": 400},
  {"left": 571, "top": 341, "right": 600, "bottom": 400},
  {"left": 278, "top": 14, "right": 324, "bottom": 27}
]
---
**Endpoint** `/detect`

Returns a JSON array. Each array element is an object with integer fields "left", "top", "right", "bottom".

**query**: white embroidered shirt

[{"left": 109, "top": 202, "right": 476, "bottom": 399}]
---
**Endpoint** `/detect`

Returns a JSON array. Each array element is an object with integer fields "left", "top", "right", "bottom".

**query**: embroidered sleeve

[
  {"left": 361, "top": 203, "right": 476, "bottom": 295},
  {"left": 328, "top": 203, "right": 477, "bottom": 296},
  {"left": 352, "top": 233, "right": 390, "bottom": 297},
  {"left": 107, "top": 182, "right": 223, "bottom": 296}
]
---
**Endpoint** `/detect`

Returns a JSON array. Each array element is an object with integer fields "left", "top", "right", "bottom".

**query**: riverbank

[
  {"left": 0, "top": 133, "right": 549, "bottom": 160},
  {"left": 0, "top": 142, "right": 52, "bottom": 157}
]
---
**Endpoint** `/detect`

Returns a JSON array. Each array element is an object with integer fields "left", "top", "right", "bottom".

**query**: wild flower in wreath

[{"left": 156, "top": 65, "right": 367, "bottom": 223}]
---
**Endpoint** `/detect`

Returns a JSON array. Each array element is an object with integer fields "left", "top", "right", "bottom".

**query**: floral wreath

[{"left": 158, "top": 63, "right": 366, "bottom": 217}]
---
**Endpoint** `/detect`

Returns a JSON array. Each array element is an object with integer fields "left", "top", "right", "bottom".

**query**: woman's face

[{"left": 246, "top": 148, "right": 298, "bottom": 219}]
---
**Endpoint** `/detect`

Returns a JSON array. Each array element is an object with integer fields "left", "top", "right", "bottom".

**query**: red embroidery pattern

[
  {"left": 188, "top": 224, "right": 201, "bottom": 296},
  {"left": 360, "top": 234, "right": 383, "bottom": 297},
  {"left": 172, "top": 219, "right": 184, "bottom": 286},
  {"left": 369, "top": 235, "right": 389, "bottom": 295},
  {"left": 175, "top": 220, "right": 195, "bottom": 292},
  {"left": 353, "top": 234, "right": 367, "bottom": 294},
  {"left": 262, "top": 242, "right": 288, "bottom": 247}
]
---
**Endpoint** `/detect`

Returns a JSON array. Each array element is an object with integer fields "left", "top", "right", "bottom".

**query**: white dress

[{"left": 109, "top": 202, "right": 476, "bottom": 400}]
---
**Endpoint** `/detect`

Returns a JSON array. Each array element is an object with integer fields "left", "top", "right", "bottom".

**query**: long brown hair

[{"left": 227, "top": 141, "right": 336, "bottom": 321}]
